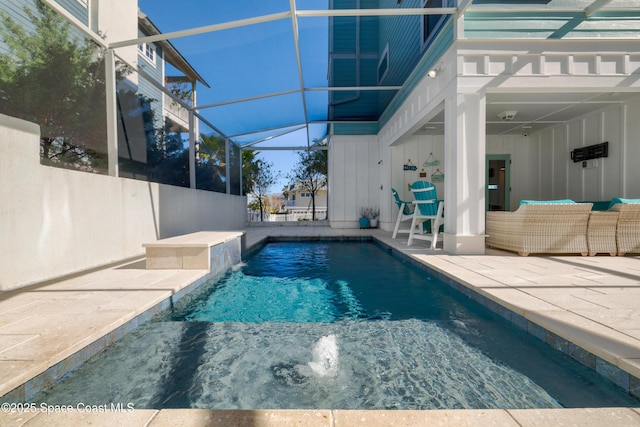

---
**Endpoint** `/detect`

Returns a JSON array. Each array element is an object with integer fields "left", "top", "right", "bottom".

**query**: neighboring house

[
  {"left": 327, "top": 0, "right": 640, "bottom": 254},
  {"left": 136, "top": 11, "right": 209, "bottom": 134},
  {"left": 118, "top": 11, "right": 210, "bottom": 179},
  {"left": 285, "top": 182, "right": 328, "bottom": 210},
  {"left": 0, "top": 0, "right": 209, "bottom": 179}
]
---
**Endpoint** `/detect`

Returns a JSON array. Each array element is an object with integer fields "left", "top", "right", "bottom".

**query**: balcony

[{"left": 163, "top": 92, "right": 189, "bottom": 132}]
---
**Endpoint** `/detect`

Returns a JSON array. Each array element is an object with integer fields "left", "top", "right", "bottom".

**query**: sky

[{"left": 137, "top": 0, "right": 329, "bottom": 193}]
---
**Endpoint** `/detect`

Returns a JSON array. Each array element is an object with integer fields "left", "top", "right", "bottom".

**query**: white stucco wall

[
  {"left": 0, "top": 114, "right": 247, "bottom": 291},
  {"left": 487, "top": 98, "right": 640, "bottom": 210},
  {"left": 97, "top": 0, "right": 137, "bottom": 66}
]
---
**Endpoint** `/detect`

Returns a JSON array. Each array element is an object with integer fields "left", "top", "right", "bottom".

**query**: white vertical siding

[
  {"left": 328, "top": 135, "right": 380, "bottom": 228},
  {"left": 487, "top": 98, "right": 640, "bottom": 210}
]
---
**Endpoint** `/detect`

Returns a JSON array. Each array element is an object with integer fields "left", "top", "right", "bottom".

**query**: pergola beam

[
  {"left": 110, "top": 11, "right": 292, "bottom": 49},
  {"left": 111, "top": 8, "right": 459, "bottom": 50},
  {"left": 246, "top": 146, "right": 327, "bottom": 151},
  {"left": 296, "top": 8, "right": 457, "bottom": 18},
  {"left": 288, "top": 0, "right": 312, "bottom": 148},
  {"left": 585, "top": 0, "right": 614, "bottom": 17},
  {"left": 240, "top": 125, "right": 307, "bottom": 148},
  {"left": 197, "top": 86, "right": 401, "bottom": 112}
]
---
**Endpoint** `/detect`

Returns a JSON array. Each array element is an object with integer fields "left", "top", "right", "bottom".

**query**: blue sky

[{"left": 138, "top": 0, "right": 329, "bottom": 193}]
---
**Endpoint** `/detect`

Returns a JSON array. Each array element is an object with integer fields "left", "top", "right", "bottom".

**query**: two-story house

[
  {"left": 327, "top": 0, "right": 640, "bottom": 254},
  {"left": 0, "top": 0, "right": 208, "bottom": 182}
]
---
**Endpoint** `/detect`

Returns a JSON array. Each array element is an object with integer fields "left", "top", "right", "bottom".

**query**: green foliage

[
  {"left": 242, "top": 150, "right": 260, "bottom": 195},
  {"left": 0, "top": 0, "right": 111, "bottom": 172},
  {"left": 0, "top": 0, "right": 254, "bottom": 193},
  {"left": 247, "top": 198, "right": 262, "bottom": 211},
  {"left": 167, "top": 81, "right": 193, "bottom": 105},
  {"left": 197, "top": 134, "right": 226, "bottom": 192}
]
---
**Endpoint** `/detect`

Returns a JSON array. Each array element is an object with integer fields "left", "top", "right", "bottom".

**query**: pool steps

[{"left": 0, "top": 232, "right": 244, "bottom": 403}]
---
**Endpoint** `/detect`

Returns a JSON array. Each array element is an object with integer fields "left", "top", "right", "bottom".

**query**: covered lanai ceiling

[
  {"left": 128, "top": 0, "right": 640, "bottom": 149},
  {"left": 415, "top": 91, "right": 640, "bottom": 136}
]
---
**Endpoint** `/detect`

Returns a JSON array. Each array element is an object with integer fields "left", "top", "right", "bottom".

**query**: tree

[
  {"left": 241, "top": 150, "right": 260, "bottom": 196},
  {"left": 0, "top": 0, "right": 117, "bottom": 172},
  {"left": 197, "top": 134, "right": 226, "bottom": 192},
  {"left": 287, "top": 148, "right": 328, "bottom": 221},
  {"left": 249, "top": 160, "right": 280, "bottom": 221}
]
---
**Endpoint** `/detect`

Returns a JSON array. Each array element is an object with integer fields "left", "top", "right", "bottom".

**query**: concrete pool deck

[{"left": 1, "top": 225, "right": 640, "bottom": 426}]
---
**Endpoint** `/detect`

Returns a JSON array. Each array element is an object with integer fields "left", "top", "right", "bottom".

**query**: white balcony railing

[{"left": 163, "top": 93, "right": 189, "bottom": 129}]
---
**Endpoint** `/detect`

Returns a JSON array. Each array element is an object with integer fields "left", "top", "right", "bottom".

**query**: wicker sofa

[
  {"left": 486, "top": 201, "right": 592, "bottom": 256},
  {"left": 609, "top": 200, "right": 640, "bottom": 255},
  {"left": 584, "top": 198, "right": 640, "bottom": 256},
  {"left": 586, "top": 211, "right": 619, "bottom": 256}
]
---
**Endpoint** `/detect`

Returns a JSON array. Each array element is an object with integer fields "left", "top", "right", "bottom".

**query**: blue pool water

[{"left": 36, "top": 242, "right": 639, "bottom": 409}]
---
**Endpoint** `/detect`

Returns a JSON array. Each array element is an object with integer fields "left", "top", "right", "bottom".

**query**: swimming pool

[{"left": 35, "top": 241, "right": 639, "bottom": 409}]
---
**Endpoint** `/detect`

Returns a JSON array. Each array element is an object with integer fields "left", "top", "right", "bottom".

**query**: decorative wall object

[
  {"left": 571, "top": 141, "right": 608, "bottom": 163},
  {"left": 423, "top": 152, "right": 440, "bottom": 167},
  {"left": 423, "top": 152, "right": 443, "bottom": 182},
  {"left": 431, "top": 168, "right": 444, "bottom": 183},
  {"left": 404, "top": 159, "right": 417, "bottom": 171}
]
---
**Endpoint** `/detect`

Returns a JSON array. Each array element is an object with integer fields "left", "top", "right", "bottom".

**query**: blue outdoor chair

[
  {"left": 391, "top": 188, "right": 414, "bottom": 239},
  {"left": 407, "top": 181, "right": 444, "bottom": 249}
]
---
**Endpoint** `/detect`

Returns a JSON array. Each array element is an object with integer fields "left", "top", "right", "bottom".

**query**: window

[
  {"left": 421, "top": 0, "right": 448, "bottom": 49},
  {"left": 138, "top": 43, "right": 156, "bottom": 66},
  {"left": 301, "top": 192, "right": 311, "bottom": 198},
  {"left": 378, "top": 43, "right": 389, "bottom": 84}
]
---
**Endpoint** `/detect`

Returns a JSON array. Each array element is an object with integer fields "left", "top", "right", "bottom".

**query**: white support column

[
  {"left": 188, "top": 111, "right": 196, "bottom": 189},
  {"left": 105, "top": 49, "right": 118, "bottom": 177},
  {"left": 442, "top": 91, "right": 486, "bottom": 254},
  {"left": 189, "top": 82, "right": 199, "bottom": 189},
  {"left": 225, "top": 138, "right": 231, "bottom": 194},
  {"left": 239, "top": 147, "right": 244, "bottom": 196}
]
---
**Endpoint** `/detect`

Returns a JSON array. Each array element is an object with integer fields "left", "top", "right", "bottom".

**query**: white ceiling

[{"left": 415, "top": 91, "right": 640, "bottom": 136}]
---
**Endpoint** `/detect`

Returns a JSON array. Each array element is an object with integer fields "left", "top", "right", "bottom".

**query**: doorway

[{"left": 486, "top": 155, "right": 510, "bottom": 211}]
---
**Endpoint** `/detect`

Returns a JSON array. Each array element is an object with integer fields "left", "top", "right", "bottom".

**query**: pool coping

[{"left": 2, "top": 407, "right": 640, "bottom": 426}]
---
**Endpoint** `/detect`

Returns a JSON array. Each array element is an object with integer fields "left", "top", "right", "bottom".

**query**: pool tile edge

[{"left": 373, "top": 237, "right": 640, "bottom": 402}]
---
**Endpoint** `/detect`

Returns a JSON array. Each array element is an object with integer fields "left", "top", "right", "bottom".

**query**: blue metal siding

[
  {"left": 330, "top": 0, "right": 454, "bottom": 134},
  {"left": 377, "top": 0, "right": 421, "bottom": 85},
  {"left": 333, "top": 122, "right": 379, "bottom": 135},
  {"left": 0, "top": 0, "right": 89, "bottom": 55},
  {"left": 376, "top": 0, "right": 424, "bottom": 114},
  {"left": 329, "top": 1, "right": 380, "bottom": 123},
  {"left": 332, "top": 16, "right": 357, "bottom": 53},
  {"left": 378, "top": 20, "right": 454, "bottom": 128},
  {"left": 54, "top": 0, "right": 88, "bottom": 25},
  {"left": 137, "top": 29, "right": 163, "bottom": 100},
  {"left": 0, "top": 0, "right": 39, "bottom": 55}
]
